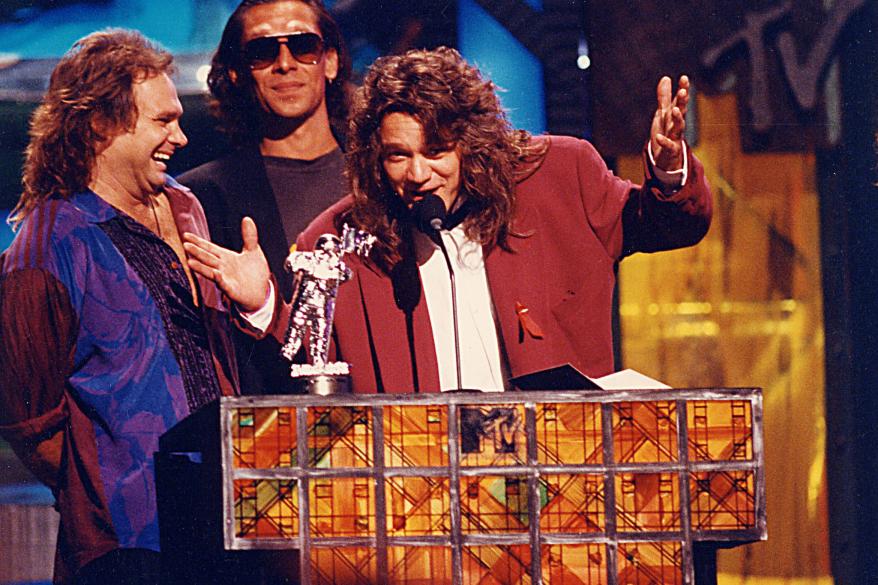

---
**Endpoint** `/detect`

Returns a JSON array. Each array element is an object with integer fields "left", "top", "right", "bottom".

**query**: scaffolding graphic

[{"left": 200, "top": 389, "right": 766, "bottom": 584}]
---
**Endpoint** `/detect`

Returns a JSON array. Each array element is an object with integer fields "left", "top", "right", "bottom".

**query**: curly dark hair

[
  {"left": 9, "top": 29, "right": 173, "bottom": 228},
  {"left": 207, "top": 0, "right": 351, "bottom": 145},
  {"left": 346, "top": 46, "right": 547, "bottom": 272}
]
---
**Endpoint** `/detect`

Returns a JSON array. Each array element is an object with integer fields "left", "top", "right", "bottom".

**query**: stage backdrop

[{"left": 616, "top": 92, "right": 829, "bottom": 585}]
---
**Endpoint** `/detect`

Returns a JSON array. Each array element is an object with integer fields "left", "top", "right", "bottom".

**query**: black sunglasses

[{"left": 242, "top": 32, "right": 325, "bottom": 69}]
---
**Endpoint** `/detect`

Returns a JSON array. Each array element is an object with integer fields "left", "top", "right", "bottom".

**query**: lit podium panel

[{"left": 157, "top": 389, "right": 765, "bottom": 585}]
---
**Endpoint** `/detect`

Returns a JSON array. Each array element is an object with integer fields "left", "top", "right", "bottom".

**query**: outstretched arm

[{"left": 183, "top": 217, "right": 271, "bottom": 312}]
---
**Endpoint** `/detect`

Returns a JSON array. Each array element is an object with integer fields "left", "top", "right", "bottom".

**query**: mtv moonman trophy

[{"left": 280, "top": 224, "right": 375, "bottom": 395}]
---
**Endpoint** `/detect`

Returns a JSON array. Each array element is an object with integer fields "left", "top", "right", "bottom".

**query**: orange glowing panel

[
  {"left": 231, "top": 407, "right": 297, "bottom": 469},
  {"left": 384, "top": 405, "right": 449, "bottom": 467},
  {"left": 690, "top": 471, "right": 757, "bottom": 531},
  {"left": 385, "top": 477, "right": 451, "bottom": 536},
  {"left": 311, "top": 546, "right": 378, "bottom": 585},
  {"left": 460, "top": 475, "right": 529, "bottom": 534},
  {"left": 462, "top": 545, "right": 533, "bottom": 585},
  {"left": 309, "top": 477, "right": 375, "bottom": 537},
  {"left": 388, "top": 546, "right": 453, "bottom": 584},
  {"left": 687, "top": 400, "right": 753, "bottom": 461},
  {"left": 615, "top": 473, "right": 680, "bottom": 533},
  {"left": 233, "top": 479, "right": 299, "bottom": 539},
  {"left": 616, "top": 541, "right": 683, "bottom": 585},
  {"left": 536, "top": 403, "right": 603, "bottom": 465},
  {"left": 541, "top": 544, "right": 608, "bottom": 585},
  {"left": 613, "top": 402, "right": 678, "bottom": 463},
  {"left": 540, "top": 474, "right": 605, "bottom": 533},
  {"left": 307, "top": 406, "right": 373, "bottom": 468}
]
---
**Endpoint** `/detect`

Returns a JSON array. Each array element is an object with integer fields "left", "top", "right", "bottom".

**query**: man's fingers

[
  {"left": 186, "top": 256, "right": 218, "bottom": 280},
  {"left": 668, "top": 107, "right": 685, "bottom": 139},
  {"left": 183, "top": 242, "right": 221, "bottom": 268},
  {"left": 182, "top": 231, "right": 210, "bottom": 247},
  {"left": 182, "top": 233, "right": 227, "bottom": 260},
  {"left": 656, "top": 76, "right": 672, "bottom": 110},
  {"left": 241, "top": 217, "right": 259, "bottom": 252},
  {"left": 654, "top": 133, "right": 682, "bottom": 160}
]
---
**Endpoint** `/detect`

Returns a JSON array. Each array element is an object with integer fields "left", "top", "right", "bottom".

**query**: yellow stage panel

[
  {"left": 616, "top": 473, "right": 681, "bottom": 532},
  {"left": 385, "top": 476, "right": 451, "bottom": 536},
  {"left": 536, "top": 402, "right": 603, "bottom": 465},
  {"left": 540, "top": 474, "right": 605, "bottom": 533},
  {"left": 613, "top": 401, "right": 678, "bottom": 463},
  {"left": 233, "top": 479, "right": 299, "bottom": 539},
  {"left": 617, "top": 541, "right": 683, "bottom": 585}
]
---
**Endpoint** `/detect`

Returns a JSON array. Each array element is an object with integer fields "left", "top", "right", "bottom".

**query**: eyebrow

[{"left": 152, "top": 106, "right": 183, "bottom": 120}]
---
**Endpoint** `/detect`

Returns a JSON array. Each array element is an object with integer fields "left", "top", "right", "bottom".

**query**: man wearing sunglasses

[{"left": 179, "top": 0, "right": 351, "bottom": 395}]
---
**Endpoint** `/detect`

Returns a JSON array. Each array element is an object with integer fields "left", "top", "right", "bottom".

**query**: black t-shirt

[{"left": 262, "top": 148, "right": 347, "bottom": 243}]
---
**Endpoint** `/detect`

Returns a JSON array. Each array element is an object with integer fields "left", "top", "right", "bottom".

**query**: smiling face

[
  {"left": 379, "top": 112, "right": 462, "bottom": 211},
  {"left": 239, "top": 0, "right": 338, "bottom": 123},
  {"left": 93, "top": 72, "right": 187, "bottom": 200}
]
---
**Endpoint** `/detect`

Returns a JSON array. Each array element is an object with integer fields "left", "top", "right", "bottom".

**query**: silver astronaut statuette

[{"left": 280, "top": 223, "right": 375, "bottom": 394}]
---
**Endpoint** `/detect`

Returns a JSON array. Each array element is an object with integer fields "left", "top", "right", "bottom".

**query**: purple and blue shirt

[{"left": 0, "top": 181, "right": 239, "bottom": 581}]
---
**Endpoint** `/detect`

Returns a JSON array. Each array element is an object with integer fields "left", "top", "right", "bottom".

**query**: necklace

[{"left": 148, "top": 196, "right": 163, "bottom": 239}]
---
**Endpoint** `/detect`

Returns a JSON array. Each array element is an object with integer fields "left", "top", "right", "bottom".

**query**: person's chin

[{"left": 148, "top": 174, "right": 166, "bottom": 193}]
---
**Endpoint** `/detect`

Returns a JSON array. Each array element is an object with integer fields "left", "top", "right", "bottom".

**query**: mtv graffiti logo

[{"left": 459, "top": 407, "right": 521, "bottom": 454}]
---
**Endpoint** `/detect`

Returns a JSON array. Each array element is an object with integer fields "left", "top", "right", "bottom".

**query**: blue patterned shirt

[{"left": 0, "top": 182, "right": 239, "bottom": 579}]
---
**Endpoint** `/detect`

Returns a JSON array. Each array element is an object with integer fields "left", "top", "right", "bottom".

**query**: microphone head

[{"left": 412, "top": 194, "right": 447, "bottom": 235}]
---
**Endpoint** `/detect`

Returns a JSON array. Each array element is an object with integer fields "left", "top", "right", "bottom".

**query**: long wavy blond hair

[{"left": 9, "top": 29, "right": 173, "bottom": 228}]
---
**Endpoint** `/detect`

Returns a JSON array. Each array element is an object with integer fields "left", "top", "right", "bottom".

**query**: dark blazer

[
  {"left": 178, "top": 146, "right": 299, "bottom": 394},
  {"left": 290, "top": 135, "right": 713, "bottom": 393},
  {"left": 178, "top": 145, "right": 295, "bottom": 298}
]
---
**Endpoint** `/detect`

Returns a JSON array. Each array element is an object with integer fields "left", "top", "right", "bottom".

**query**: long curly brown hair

[
  {"left": 9, "top": 29, "right": 173, "bottom": 229},
  {"left": 207, "top": 0, "right": 351, "bottom": 145},
  {"left": 346, "top": 46, "right": 547, "bottom": 273}
]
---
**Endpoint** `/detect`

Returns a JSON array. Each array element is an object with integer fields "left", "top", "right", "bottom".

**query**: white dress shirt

[
  {"left": 243, "top": 142, "right": 686, "bottom": 392},
  {"left": 414, "top": 226, "right": 506, "bottom": 392}
]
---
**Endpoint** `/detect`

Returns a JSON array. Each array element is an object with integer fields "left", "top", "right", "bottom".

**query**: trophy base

[
  {"left": 293, "top": 371, "right": 351, "bottom": 396},
  {"left": 290, "top": 374, "right": 351, "bottom": 395}
]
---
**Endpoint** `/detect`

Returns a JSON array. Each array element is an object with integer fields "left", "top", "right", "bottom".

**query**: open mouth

[{"left": 152, "top": 152, "right": 171, "bottom": 168}]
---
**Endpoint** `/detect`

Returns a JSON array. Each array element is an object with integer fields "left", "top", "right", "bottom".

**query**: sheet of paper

[{"left": 589, "top": 368, "right": 671, "bottom": 390}]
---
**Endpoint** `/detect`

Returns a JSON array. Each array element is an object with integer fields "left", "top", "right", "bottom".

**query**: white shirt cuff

[
  {"left": 648, "top": 140, "right": 688, "bottom": 191},
  {"left": 239, "top": 280, "right": 275, "bottom": 333}
]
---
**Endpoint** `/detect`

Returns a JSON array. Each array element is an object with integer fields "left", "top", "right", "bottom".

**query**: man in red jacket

[{"left": 186, "top": 46, "right": 712, "bottom": 394}]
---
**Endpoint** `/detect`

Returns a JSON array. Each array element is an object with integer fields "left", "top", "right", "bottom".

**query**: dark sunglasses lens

[
  {"left": 244, "top": 33, "right": 324, "bottom": 68},
  {"left": 243, "top": 37, "right": 279, "bottom": 69},
  {"left": 287, "top": 33, "right": 324, "bottom": 64}
]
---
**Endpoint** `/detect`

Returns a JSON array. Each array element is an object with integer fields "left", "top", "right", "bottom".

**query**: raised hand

[
  {"left": 183, "top": 217, "right": 271, "bottom": 312},
  {"left": 650, "top": 75, "right": 689, "bottom": 172}
]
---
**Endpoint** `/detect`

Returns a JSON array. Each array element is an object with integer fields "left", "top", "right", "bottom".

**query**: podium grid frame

[{"left": 214, "top": 388, "right": 765, "bottom": 585}]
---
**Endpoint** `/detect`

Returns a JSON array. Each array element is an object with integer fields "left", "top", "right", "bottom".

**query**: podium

[{"left": 157, "top": 388, "right": 765, "bottom": 585}]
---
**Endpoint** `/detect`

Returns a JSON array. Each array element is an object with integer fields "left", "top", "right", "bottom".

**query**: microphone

[
  {"left": 413, "top": 194, "right": 446, "bottom": 239},
  {"left": 412, "top": 195, "right": 462, "bottom": 391}
]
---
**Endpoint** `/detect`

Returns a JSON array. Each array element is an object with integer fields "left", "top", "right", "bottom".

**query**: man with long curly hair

[
  {"left": 0, "top": 30, "right": 268, "bottom": 584},
  {"left": 188, "top": 47, "right": 712, "bottom": 394},
  {"left": 179, "top": 0, "right": 351, "bottom": 395}
]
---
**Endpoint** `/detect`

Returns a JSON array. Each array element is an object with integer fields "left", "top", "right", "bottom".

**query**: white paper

[{"left": 589, "top": 368, "right": 671, "bottom": 390}]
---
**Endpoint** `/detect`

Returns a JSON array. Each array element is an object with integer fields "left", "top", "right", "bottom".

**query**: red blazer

[{"left": 290, "top": 136, "right": 712, "bottom": 393}]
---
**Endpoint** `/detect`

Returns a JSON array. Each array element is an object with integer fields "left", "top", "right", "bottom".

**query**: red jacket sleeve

[{"left": 0, "top": 266, "right": 78, "bottom": 487}]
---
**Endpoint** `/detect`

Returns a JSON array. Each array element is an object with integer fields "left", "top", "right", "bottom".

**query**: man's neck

[
  {"left": 259, "top": 111, "right": 339, "bottom": 160},
  {"left": 89, "top": 175, "right": 157, "bottom": 217}
]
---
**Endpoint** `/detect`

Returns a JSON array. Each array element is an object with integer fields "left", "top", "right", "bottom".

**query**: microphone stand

[{"left": 431, "top": 226, "right": 462, "bottom": 391}]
